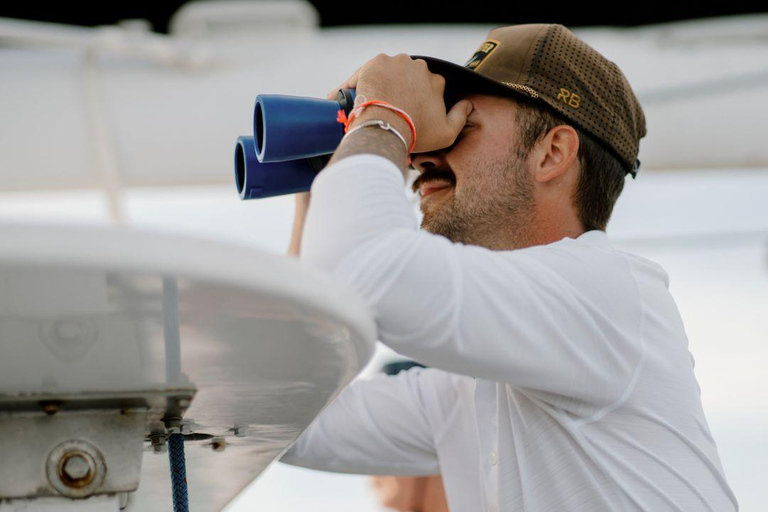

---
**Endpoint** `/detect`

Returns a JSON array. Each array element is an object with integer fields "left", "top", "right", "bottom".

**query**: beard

[{"left": 419, "top": 147, "right": 537, "bottom": 250}]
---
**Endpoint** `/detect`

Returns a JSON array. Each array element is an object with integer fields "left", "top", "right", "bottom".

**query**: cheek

[
  {"left": 453, "top": 167, "right": 489, "bottom": 199},
  {"left": 448, "top": 137, "right": 521, "bottom": 199}
]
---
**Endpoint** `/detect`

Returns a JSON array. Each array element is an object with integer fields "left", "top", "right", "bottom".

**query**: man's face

[{"left": 410, "top": 93, "right": 537, "bottom": 249}]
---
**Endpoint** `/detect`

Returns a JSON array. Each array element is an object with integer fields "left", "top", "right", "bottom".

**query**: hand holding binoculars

[{"left": 234, "top": 89, "right": 356, "bottom": 200}]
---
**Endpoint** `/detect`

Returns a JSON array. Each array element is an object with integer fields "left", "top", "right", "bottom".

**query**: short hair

[{"left": 512, "top": 98, "right": 627, "bottom": 232}]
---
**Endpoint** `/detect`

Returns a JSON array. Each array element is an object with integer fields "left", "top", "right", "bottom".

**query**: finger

[
  {"left": 326, "top": 68, "right": 362, "bottom": 99},
  {"left": 430, "top": 72, "right": 446, "bottom": 95},
  {"left": 445, "top": 99, "right": 473, "bottom": 135}
]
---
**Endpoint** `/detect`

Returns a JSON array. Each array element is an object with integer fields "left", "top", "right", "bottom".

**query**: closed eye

[{"left": 454, "top": 123, "right": 474, "bottom": 143}]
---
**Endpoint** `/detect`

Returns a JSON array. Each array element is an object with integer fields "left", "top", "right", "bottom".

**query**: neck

[
  {"left": 468, "top": 213, "right": 585, "bottom": 251},
  {"left": 525, "top": 219, "right": 586, "bottom": 249}
]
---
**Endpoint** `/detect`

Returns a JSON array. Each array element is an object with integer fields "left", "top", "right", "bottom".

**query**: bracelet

[
  {"left": 342, "top": 119, "right": 412, "bottom": 164},
  {"left": 337, "top": 100, "right": 417, "bottom": 154}
]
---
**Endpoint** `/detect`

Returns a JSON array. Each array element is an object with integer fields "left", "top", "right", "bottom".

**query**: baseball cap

[{"left": 411, "top": 24, "right": 647, "bottom": 178}]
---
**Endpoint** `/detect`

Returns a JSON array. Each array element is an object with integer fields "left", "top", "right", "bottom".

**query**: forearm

[
  {"left": 280, "top": 371, "right": 439, "bottom": 476},
  {"left": 286, "top": 192, "right": 310, "bottom": 257},
  {"left": 287, "top": 107, "right": 411, "bottom": 259},
  {"left": 301, "top": 154, "right": 417, "bottom": 275}
]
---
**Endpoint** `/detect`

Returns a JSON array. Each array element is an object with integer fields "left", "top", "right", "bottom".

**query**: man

[{"left": 281, "top": 24, "right": 738, "bottom": 511}]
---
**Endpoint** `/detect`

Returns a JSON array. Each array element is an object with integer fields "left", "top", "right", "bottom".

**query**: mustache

[{"left": 411, "top": 169, "right": 456, "bottom": 194}]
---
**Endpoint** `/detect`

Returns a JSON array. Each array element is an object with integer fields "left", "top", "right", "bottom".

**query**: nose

[
  {"left": 410, "top": 149, "right": 448, "bottom": 173},
  {"left": 409, "top": 148, "right": 455, "bottom": 194}
]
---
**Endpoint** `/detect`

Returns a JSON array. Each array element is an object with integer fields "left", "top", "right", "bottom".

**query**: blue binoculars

[{"left": 234, "top": 89, "right": 356, "bottom": 200}]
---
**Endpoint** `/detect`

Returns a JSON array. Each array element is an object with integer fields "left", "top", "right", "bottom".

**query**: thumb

[{"left": 446, "top": 99, "right": 473, "bottom": 134}]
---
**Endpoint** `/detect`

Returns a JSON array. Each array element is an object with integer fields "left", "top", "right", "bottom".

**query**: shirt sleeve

[
  {"left": 300, "top": 154, "right": 645, "bottom": 412},
  {"left": 279, "top": 367, "right": 440, "bottom": 475}
]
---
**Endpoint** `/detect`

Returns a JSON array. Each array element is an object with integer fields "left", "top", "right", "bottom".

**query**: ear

[{"left": 530, "top": 125, "right": 579, "bottom": 184}]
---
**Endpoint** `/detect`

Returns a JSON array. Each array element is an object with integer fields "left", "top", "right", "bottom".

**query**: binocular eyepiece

[{"left": 234, "top": 89, "right": 356, "bottom": 200}]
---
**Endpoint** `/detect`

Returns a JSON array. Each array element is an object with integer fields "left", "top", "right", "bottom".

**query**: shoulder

[{"left": 455, "top": 230, "right": 645, "bottom": 301}]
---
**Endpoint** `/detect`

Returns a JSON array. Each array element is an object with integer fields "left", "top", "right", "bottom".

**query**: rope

[{"left": 168, "top": 433, "right": 189, "bottom": 512}]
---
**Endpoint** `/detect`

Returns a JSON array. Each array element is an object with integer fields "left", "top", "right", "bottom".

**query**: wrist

[{"left": 350, "top": 108, "right": 413, "bottom": 150}]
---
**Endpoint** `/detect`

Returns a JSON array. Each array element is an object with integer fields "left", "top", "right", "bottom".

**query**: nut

[
  {"left": 61, "top": 453, "right": 93, "bottom": 485},
  {"left": 150, "top": 434, "right": 168, "bottom": 454},
  {"left": 47, "top": 440, "right": 106, "bottom": 498}
]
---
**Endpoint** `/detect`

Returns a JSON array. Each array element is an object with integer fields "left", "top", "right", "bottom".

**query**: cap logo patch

[
  {"left": 464, "top": 39, "right": 500, "bottom": 71},
  {"left": 557, "top": 87, "right": 581, "bottom": 109}
]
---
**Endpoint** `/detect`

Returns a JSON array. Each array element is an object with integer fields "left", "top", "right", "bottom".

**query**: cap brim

[{"left": 410, "top": 55, "right": 531, "bottom": 107}]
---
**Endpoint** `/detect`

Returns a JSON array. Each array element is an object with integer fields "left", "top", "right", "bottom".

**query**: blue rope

[{"left": 168, "top": 433, "right": 189, "bottom": 512}]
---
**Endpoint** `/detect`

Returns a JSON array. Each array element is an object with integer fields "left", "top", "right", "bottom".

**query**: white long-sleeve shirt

[{"left": 280, "top": 154, "right": 738, "bottom": 511}]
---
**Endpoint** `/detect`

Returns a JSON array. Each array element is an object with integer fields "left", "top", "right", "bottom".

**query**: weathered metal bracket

[{"left": 0, "top": 388, "right": 194, "bottom": 500}]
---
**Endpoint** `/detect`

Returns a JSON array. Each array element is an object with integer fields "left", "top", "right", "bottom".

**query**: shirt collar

[{"left": 573, "top": 229, "right": 612, "bottom": 248}]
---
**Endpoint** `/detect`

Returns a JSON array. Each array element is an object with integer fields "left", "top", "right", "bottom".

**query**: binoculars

[{"left": 234, "top": 89, "right": 357, "bottom": 200}]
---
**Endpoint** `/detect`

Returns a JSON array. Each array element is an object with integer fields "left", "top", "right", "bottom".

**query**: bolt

[
  {"left": 47, "top": 441, "right": 106, "bottom": 497},
  {"left": 63, "top": 454, "right": 90, "bottom": 481},
  {"left": 41, "top": 400, "right": 62, "bottom": 416},
  {"left": 59, "top": 452, "right": 95, "bottom": 488},
  {"left": 150, "top": 434, "right": 167, "bottom": 454},
  {"left": 180, "top": 419, "right": 195, "bottom": 435},
  {"left": 165, "top": 417, "right": 181, "bottom": 434},
  {"left": 210, "top": 437, "right": 226, "bottom": 452}
]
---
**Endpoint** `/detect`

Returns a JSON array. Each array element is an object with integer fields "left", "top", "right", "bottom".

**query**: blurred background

[{"left": 1, "top": 1, "right": 766, "bottom": 510}]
